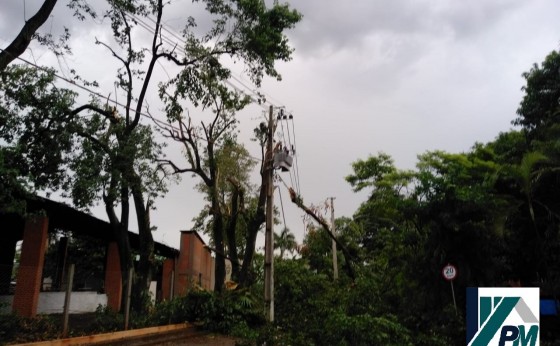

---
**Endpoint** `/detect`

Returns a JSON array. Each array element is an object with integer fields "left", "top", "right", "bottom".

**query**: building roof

[{"left": 2, "top": 196, "right": 179, "bottom": 258}]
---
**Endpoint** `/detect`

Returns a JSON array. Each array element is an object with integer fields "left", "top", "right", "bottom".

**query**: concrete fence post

[{"left": 62, "top": 264, "right": 75, "bottom": 337}]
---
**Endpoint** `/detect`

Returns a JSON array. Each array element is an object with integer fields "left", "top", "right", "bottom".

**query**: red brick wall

[
  {"left": 104, "top": 242, "right": 122, "bottom": 311},
  {"left": 175, "top": 231, "right": 214, "bottom": 295},
  {"left": 12, "top": 216, "right": 49, "bottom": 317}
]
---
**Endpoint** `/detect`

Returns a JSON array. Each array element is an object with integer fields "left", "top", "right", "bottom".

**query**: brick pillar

[
  {"left": 210, "top": 257, "right": 215, "bottom": 291},
  {"left": 104, "top": 242, "right": 122, "bottom": 311},
  {"left": 204, "top": 248, "right": 212, "bottom": 290},
  {"left": 176, "top": 231, "right": 196, "bottom": 296},
  {"left": 12, "top": 216, "right": 48, "bottom": 317},
  {"left": 161, "top": 258, "right": 175, "bottom": 301}
]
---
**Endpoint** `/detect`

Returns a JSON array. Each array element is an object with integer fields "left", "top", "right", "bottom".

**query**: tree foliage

[
  {"left": 1, "top": 0, "right": 301, "bottom": 307},
  {"left": 274, "top": 227, "right": 297, "bottom": 259},
  {"left": 155, "top": 0, "right": 301, "bottom": 291}
]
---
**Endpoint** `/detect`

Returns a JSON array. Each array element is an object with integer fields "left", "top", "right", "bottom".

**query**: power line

[
  {"left": 128, "top": 22, "right": 280, "bottom": 143},
  {"left": 276, "top": 173, "right": 292, "bottom": 194},
  {"left": 4, "top": 11, "right": 304, "bottom": 193},
  {"left": 129, "top": 17, "right": 286, "bottom": 162},
  {"left": 138, "top": 11, "right": 285, "bottom": 108},
  {"left": 275, "top": 110, "right": 295, "bottom": 188},
  {"left": 277, "top": 176, "right": 288, "bottom": 232},
  {"left": 290, "top": 114, "right": 302, "bottom": 195},
  {"left": 0, "top": 48, "right": 210, "bottom": 145},
  {"left": 283, "top": 111, "right": 294, "bottom": 152},
  {"left": 6, "top": 52, "right": 267, "bottom": 164},
  {"left": 276, "top": 108, "right": 300, "bottom": 193},
  {"left": 126, "top": 12, "right": 303, "bottom": 190},
  {"left": 276, "top": 110, "right": 300, "bottom": 195},
  {"left": 126, "top": 11, "right": 275, "bottom": 113}
]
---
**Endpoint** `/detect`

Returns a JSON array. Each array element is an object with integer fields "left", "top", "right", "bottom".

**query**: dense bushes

[
  {"left": 0, "top": 288, "right": 265, "bottom": 345},
  {"left": 273, "top": 259, "right": 422, "bottom": 346},
  {"left": 0, "top": 313, "right": 59, "bottom": 345},
  {"left": 151, "top": 288, "right": 265, "bottom": 337},
  {"left": 87, "top": 288, "right": 266, "bottom": 340}
]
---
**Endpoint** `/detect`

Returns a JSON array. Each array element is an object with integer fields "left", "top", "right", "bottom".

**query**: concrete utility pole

[
  {"left": 264, "top": 105, "right": 275, "bottom": 322},
  {"left": 330, "top": 197, "right": 338, "bottom": 280}
]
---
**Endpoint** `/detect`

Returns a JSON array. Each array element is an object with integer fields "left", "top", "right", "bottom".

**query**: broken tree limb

[{"left": 288, "top": 188, "right": 356, "bottom": 280}]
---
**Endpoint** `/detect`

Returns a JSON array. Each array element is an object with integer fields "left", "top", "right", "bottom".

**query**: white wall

[
  {"left": 38, "top": 292, "right": 108, "bottom": 314},
  {"left": 0, "top": 292, "right": 108, "bottom": 314}
]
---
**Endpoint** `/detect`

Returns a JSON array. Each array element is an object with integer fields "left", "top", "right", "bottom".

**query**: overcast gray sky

[{"left": 2, "top": 0, "right": 560, "bottom": 249}]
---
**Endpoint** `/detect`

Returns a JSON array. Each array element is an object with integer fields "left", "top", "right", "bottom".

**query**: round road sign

[{"left": 442, "top": 264, "right": 457, "bottom": 281}]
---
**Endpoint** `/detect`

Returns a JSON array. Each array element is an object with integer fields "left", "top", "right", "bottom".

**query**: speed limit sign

[{"left": 442, "top": 264, "right": 457, "bottom": 281}]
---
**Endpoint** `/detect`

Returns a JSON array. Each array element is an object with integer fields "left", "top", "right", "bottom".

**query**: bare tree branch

[
  {"left": 156, "top": 159, "right": 197, "bottom": 174},
  {"left": 70, "top": 104, "right": 116, "bottom": 121},
  {"left": 157, "top": 52, "right": 198, "bottom": 67},
  {"left": 95, "top": 38, "right": 128, "bottom": 72},
  {"left": 127, "top": 0, "right": 163, "bottom": 133},
  {"left": 118, "top": 10, "right": 134, "bottom": 124}
]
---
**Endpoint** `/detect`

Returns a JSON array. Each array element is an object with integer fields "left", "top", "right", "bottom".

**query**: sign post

[{"left": 442, "top": 264, "right": 458, "bottom": 314}]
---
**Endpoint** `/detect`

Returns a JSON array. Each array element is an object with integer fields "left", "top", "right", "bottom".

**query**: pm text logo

[{"left": 467, "top": 287, "right": 539, "bottom": 346}]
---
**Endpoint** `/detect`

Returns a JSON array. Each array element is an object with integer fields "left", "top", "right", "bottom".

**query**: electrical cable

[
  {"left": 277, "top": 110, "right": 287, "bottom": 148},
  {"left": 281, "top": 112, "right": 297, "bottom": 191},
  {"left": 125, "top": 11, "right": 291, "bottom": 175},
  {"left": 139, "top": 12, "right": 286, "bottom": 110},
  {"left": 127, "top": 12, "right": 277, "bottom": 113},
  {"left": 290, "top": 115, "right": 302, "bottom": 195},
  {"left": 274, "top": 109, "right": 297, "bottom": 189},
  {"left": 5, "top": 11, "right": 303, "bottom": 193},
  {"left": 0, "top": 48, "right": 213, "bottom": 145},
  {"left": 284, "top": 113, "right": 293, "bottom": 152},
  {"left": 276, "top": 172, "right": 292, "bottom": 193},
  {"left": 277, "top": 175, "right": 288, "bottom": 232}
]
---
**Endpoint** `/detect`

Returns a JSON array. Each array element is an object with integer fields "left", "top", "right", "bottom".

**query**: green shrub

[
  {"left": 180, "top": 288, "right": 265, "bottom": 336},
  {"left": 0, "top": 313, "right": 21, "bottom": 344},
  {"left": 0, "top": 313, "right": 59, "bottom": 344},
  {"left": 0, "top": 289, "right": 265, "bottom": 345},
  {"left": 92, "top": 305, "right": 124, "bottom": 333},
  {"left": 147, "top": 297, "right": 188, "bottom": 326}
]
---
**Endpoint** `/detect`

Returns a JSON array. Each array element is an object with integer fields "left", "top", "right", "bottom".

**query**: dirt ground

[{"left": 172, "top": 334, "right": 238, "bottom": 345}]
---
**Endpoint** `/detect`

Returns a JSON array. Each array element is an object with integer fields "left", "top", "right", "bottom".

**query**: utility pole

[
  {"left": 264, "top": 105, "right": 275, "bottom": 322},
  {"left": 330, "top": 197, "right": 338, "bottom": 280}
]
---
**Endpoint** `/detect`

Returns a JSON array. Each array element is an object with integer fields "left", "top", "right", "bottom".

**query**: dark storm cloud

[
  {"left": 291, "top": 0, "right": 428, "bottom": 55},
  {"left": 0, "top": 0, "right": 213, "bottom": 51},
  {"left": 288, "top": 0, "right": 527, "bottom": 57},
  {"left": 2, "top": 0, "right": 560, "bottom": 247},
  {"left": 0, "top": 0, "right": 90, "bottom": 42},
  {"left": 433, "top": 0, "right": 528, "bottom": 39},
  {"left": 0, "top": 1, "right": 36, "bottom": 42}
]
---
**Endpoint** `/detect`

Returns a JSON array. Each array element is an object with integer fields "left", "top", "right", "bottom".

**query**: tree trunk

[
  {"left": 130, "top": 171, "right": 154, "bottom": 312},
  {"left": 0, "top": 0, "right": 58, "bottom": 71},
  {"left": 118, "top": 184, "right": 131, "bottom": 285},
  {"left": 226, "top": 184, "right": 241, "bottom": 281},
  {"left": 238, "top": 173, "right": 267, "bottom": 287},
  {"left": 103, "top": 182, "right": 133, "bottom": 312},
  {"left": 212, "top": 187, "right": 226, "bottom": 291}
]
